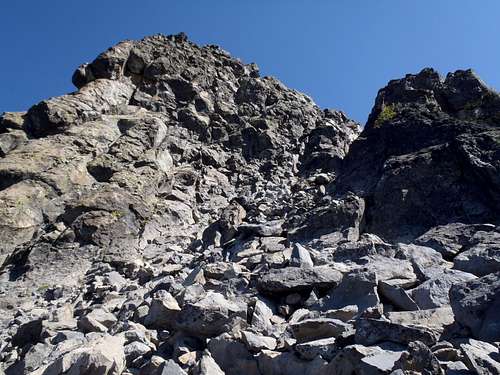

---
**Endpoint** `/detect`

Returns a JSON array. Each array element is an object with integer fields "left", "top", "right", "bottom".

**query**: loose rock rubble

[{"left": 0, "top": 33, "right": 499, "bottom": 374}]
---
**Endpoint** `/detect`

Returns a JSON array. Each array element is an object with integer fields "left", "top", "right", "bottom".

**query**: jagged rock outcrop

[
  {"left": 335, "top": 68, "right": 500, "bottom": 242},
  {"left": 0, "top": 33, "right": 499, "bottom": 374}
]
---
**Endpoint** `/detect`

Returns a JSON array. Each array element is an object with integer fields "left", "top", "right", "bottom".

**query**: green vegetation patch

[{"left": 374, "top": 104, "right": 397, "bottom": 127}]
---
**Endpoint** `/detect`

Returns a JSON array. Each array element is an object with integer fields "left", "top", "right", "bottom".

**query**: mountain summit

[{"left": 0, "top": 33, "right": 499, "bottom": 374}]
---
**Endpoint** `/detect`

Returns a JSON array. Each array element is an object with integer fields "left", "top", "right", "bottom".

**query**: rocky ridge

[{"left": 0, "top": 33, "right": 499, "bottom": 374}]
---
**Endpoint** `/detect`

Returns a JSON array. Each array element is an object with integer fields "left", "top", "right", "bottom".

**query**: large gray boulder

[
  {"left": 316, "top": 269, "right": 379, "bottom": 313},
  {"left": 410, "top": 269, "right": 477, "bottom": 309},
  {"left": 175, "top": 292, "right": 246, "bottom": 337},
  {"left": 453, "top": 229, "right": 500, "bottom": 276},
  {"left": 459, "top": 338, "right": 500, "bottom": 375},
  {"left": 29, "top": 334, "right": 126, "bottom": 375},
  {"left": 415, "top": 223, "right": 496, "bottom": 259},
  {"left": 449, "top": 272, "right": 500, "bottom": 342}
]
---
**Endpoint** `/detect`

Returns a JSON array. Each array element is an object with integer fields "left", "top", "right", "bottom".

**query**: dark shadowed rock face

[
  {"left": 335, "top": 68, "right": 500, "bottom": 242},
  {"left": 0, "top": 34, "right": 499, "bottom": 374}
]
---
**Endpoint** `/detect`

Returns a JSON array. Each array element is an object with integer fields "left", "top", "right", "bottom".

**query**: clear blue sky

[{"left": 1, "top": 1, "right": 499, "bottom": 124}]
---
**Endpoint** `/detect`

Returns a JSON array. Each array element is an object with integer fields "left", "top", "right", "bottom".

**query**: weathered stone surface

[
  {"left": 410, "top": 269, "right": 476, "bottom": 309},
  {"left": 78, "top": 308, "right": 117, "bottom": 333},
  {"left": 393, "top": 341, "right": 443, "bottom": 374},
  {"left": 124, "top": 341, "right": 151, "bottom": 366},
  {"left": 378, "top": 279, "right": 419, "bottom": 311},
  {"left": 327, "top": 343, "right": 404, "bottom": 375},
  {"left": 159, "top": 360, "right": 188, "bottom": 375},
  {"left": 336, "top": 68, "right": 500, "bottom": 242},
  {"left": 144, "top": 291, "right": 181, "bottom": 329},
  {"left": 453, "top": 230, "right": 500, "bottom": 276},
  {"left": 385, "top": 307, "right": 455, "bottom": 335},
  {"left": 257, "top": 350, "right": 328, "bottom": 375},
  {"left": 207, "top": 334, "right": 260, "bottom": 375},
  {"left": 294, "top": 337, "right": 337, "bottom": 361},
  {"left": 241, "top": 330, "right": 277, "bottom": 352},
  {"left": 194, "top": 351, "right": 225, "bottom": 375},
  {"left": 175, "top": 292, "right": 245, "bottom": 337},
  {"left": 290, "top": 318, "right": 353, "bottom": 343},
  {"left": 30, "top": 334, "right": 126, "bottom": 375},
  {"left": 257, "top": 266, "right": 342, "bottom": 294},
  {"left": 316, "top": 269, "right": 379, "bottom": 313},
  {"left": 249, "top": 298, "right": 275, "bottom": 334},
  {"left": 459, "top": 339, "right": 500, "bottom": 375},
  {"left": 1, "top": 34, "right": 500, "bottom": 375},
  {"left": 355, "top": 318, "right": 437, "bottom": 346},
  {"left": 290, "top": 243, "right": 314, "bottom": 268},
  {"left": 449, "top": 272, "right": 500, "bottom": 342},
  {"left": 11, "top": 317, "right": 43, "bottom": 347},
  {"left": 415, "top": 223, "right": 496, "bottom": 260},
  {"left": 288, "top": 194, "right": 365, "bottom": 242},
  {"left": 25, "top": 79, "right": 135, "bottom": 137}
]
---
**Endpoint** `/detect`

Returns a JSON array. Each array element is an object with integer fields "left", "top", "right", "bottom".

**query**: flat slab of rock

[
  {"left": 294, "top": 337, "right": 337, "bottom": 361},
  {"left": 327, "top": 343, "right": 404, "bottom": 375},
  {"left": 459, "top": 338, "right": 500, "bottom": 375},
  {"left": 385, "top": 307, "right": 454, "bottom": 335},
  {"left": 257, "top": 266, "right": 342, "bottom": 294},
  {"left": 290, "top": 318, "right": 353, "bottom": 343},
  {"left": 257, "top": 349, "right": 329, "bottom": 375},
  {"left": 355, "top": 318, "right": 437, "bottom": 346}
]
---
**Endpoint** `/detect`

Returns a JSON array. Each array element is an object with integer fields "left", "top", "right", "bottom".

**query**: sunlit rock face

[{"left": 0, "top": 34, "right": 499, "bottom": 375}]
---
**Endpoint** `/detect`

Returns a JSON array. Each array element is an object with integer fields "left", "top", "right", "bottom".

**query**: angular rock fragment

[
  {"left": 175, "top": 292, "right": 245, "bottom": 337},
  {"left": 459, "top": 338, "right": 500, "bottom": 375},
  {"left": 378, "top": 279, "right": 419, "bottom": 311},
  {"left": 393, "top": 341, "right": 443, "bottom": 374},
  {"left": 385, "top": 307, "right": 454, "bottom": 335},
  {"left": 327, "top": 343, "right": 404, "bottom": 375},
  {"left": 317, "top": 269, "right": 379, "bottom": 313},
  {"left": 257, "top": 266, "right": 342, "bottom": 294},
  {"left": 31, "top": 334, "right": 126, "bottom": 375},
  {"left": 144, "top": 291, "right": 181, "bottom": 329},
  {"left": 449, "top": 272, "right": 500, "bottom": 342},
  {"left": 290, "top": 243, "right": 314, "bottom": 268},
  {"left": 257, "top": 349, "right": 329, "bottom": 375},
  {"left": 415, "top": 223, "right": 496, "bottom": 260},
  {"left": 294, "top": 337, "right": 337, "bottom": 361},
  {"left": 207, "top": 333, "right": 260, "bottom": 375},
  {"left": 355, "top": 318, "right": 437, "bottom": 346},
  {"left": 410, "top": 269, "right": 476, "bottom": 309},
  {"left": 290, "top": 318, "right": 353, "bottom": 343},
  {"left": 194, "top": 351, "right": 225, "bottom": 375},
  {"left": 241, "top": 330, "right": 277, "bottom": 352},
  {"left": 453, "top": 230, "right": 500, "bottom": 277}
]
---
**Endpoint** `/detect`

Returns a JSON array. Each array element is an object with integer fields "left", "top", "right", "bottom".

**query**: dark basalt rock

[
  {"left": 335, "top": 68, "right": 500, "bottom": 242},
  {"left": 0, "top": 34, "right": 499, "bottom": 375}
]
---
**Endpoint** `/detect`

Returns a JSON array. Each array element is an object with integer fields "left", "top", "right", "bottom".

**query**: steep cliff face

[
  {"left": 336, "top": 68, "right": 500, "bottom": 242},
  {"left": 0, "top": 34, "right": 499, "bottom": 374}
]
